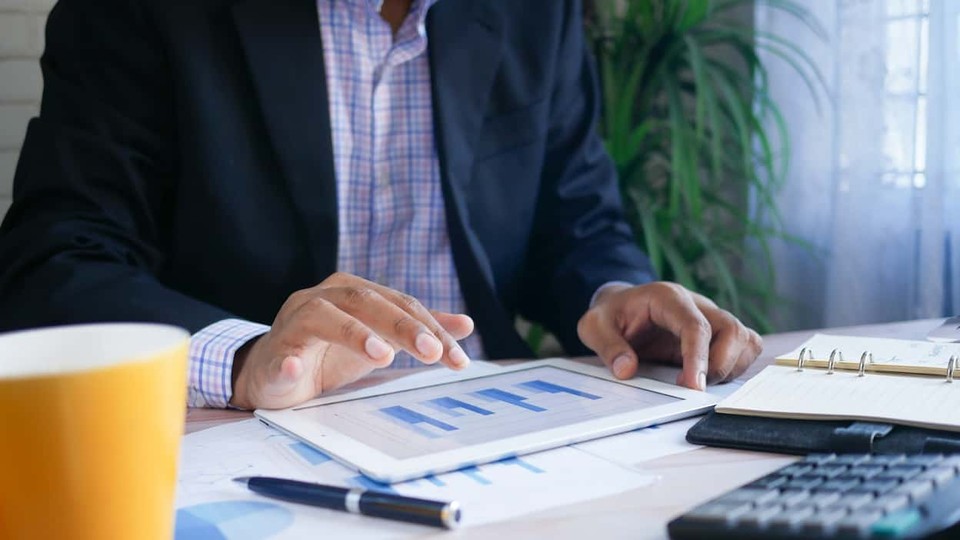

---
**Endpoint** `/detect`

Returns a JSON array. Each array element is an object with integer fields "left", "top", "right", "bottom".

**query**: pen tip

[{"left": 232, "top": 477, "right": 251, "bottom": 485}]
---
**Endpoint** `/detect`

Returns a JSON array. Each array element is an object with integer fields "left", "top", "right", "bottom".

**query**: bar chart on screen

[{"left": 306, "top": 366, "right": 680, "bottom": 459}]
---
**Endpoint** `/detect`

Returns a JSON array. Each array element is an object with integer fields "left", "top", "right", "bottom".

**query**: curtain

[{"left": 756, "top": 0, "right": 960, "bottom": 331}]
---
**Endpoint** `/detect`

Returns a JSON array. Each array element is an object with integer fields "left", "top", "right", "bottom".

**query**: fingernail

[
  {"left": 698, "top": 371, "right": 707, "bottom": 391},
  {"left": 365, "top": 336, "right": 392, "bottom": 360},
  {"left": 415, "top": 333, "right": 442, "bottom": 358},
  {"left": 613, "top": 355, "right": 632, "bottom": 378},
  {"left": 449, "top": 346, "right": 470, "bottom": 368}
]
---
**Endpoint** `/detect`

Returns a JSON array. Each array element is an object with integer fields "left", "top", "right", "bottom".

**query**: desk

[{"left": 184, "top": 318, "right": 943, "bottom": 539}]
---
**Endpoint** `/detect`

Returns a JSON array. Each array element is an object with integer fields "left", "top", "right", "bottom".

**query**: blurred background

[{"left": 0, "top": 0, "right": 957, "bottom": 337}]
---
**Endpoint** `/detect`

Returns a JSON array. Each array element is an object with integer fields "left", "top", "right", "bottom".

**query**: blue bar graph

[
  {"left": 497, "top": 456, "right": 545, "bottom": 474},
  {"left": 380, "top": 406, "right": 458, "bottom": 431},
  {"left": 352, "top": 475, "right": 398, "bottom": 494},
  {"left": 424, "top": 474, "right": 445, "bottom": 487},
  {"left": 459, "top": 466, "right": 492, "bottom": 485},
  {"left": 288, "top": 442, "right": 332, "bottom": 466},
  {"left": 517, "top": 380, "right": 602, "bottom": 400},
  {"left": 427, "top": 397, "right": 494, "bottom": 416},
  {"left": 473, "top": 388, "right": 546, "bottom": 412}
]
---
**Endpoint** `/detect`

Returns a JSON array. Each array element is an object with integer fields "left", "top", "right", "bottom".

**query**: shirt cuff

[
  {"left": 590, "top": 281, "right": 634, "bottom": 308},
  {"left": 187, "top": 318, "right": 270, "bottom": 409}
]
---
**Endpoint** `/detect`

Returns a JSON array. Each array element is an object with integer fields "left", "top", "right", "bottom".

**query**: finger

[
  {"left": 645, "top": 285, "right": 710, "bottom": 390},
  {"left": 369, "top": 287, "right": 470, "bottom": 370},
  {"left": 432, "top": 311, "right": 475, "bottom": 341},
  {"left": 729, "top": 329, "right": 763, "bottom": 380},
  {"left": 324, "top": 287, "right": 464, "bottom": 368},
  {"left": 700, "top": 311, "right": 745, "bottom": 383},
  {"left": 292, "top": 297, "right": 395, "bottom": 367},
  {"left": 577, "top": 308, "right": 638, "bottom": 380}
]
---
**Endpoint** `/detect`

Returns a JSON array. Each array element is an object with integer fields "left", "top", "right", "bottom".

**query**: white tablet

[{"left": 255, "top": 358, "right": 716, "bottom": 483}]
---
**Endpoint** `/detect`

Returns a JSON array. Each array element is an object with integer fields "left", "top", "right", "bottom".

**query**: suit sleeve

[
  {"left": 0, "top": 0, "right": 234, "bottom": 333},
  {"left": 517, "top": 0, "right": 656, "bottom": 354}
]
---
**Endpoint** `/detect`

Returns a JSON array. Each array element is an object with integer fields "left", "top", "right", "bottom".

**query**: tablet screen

[{"left": 292, "top": 366, "right": 680, "bottom": 459}]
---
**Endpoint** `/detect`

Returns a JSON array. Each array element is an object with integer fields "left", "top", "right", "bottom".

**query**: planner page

[{"left": 716, "top": 365, "right": 960, "bottom": 432}]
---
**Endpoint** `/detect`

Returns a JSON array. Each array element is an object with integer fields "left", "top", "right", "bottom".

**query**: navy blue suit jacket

[{"left": 0, "top": 0, "right": 654, "bottom": 358}]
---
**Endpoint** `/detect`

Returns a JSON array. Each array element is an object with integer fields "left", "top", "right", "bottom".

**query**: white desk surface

[{"left": 184, "top": 318, "right": 944, "bottom": 539}]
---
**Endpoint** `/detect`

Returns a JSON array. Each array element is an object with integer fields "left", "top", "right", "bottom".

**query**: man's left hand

[{"left": 577, "top": 282, "right": 763, "bottom": 390}]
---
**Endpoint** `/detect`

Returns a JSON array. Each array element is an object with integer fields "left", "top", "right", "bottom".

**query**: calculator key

[
  {"left": 782, "top": 475, "right": 824, "bottom": 490},
  {"left": 766, "top": 506, "right": 816, "bottom": 530},
  {"left": 716, "top": 488, "right": 779, "bottom": 505},
  {"left": 779, "top": 464, "right": 814, "bottom": 477},
  {"left": 849, "top": 479, "right": 899, "bottom": 495},
  {"left": 747, "top": 475, "right": 789, "bottom": 490},
  {"left": 939, "top": 455, "right": 960, "bottom": 471},
  {"left": 901, "top": 454, "right": 943, "bottom": 468},
  {"left": 799, "top": 508, "right": 848, "bottom": 535},
  {"left": 876, "top": 465, "right": 923, "bottom": 482},
  {"left": 836, "top": 492, "right": 875, "bottom": 511},
  {"left": 867, "top": 454, "right": 906, "bottom": 466},
  {"left": 808, "top": 491, "right": 842, "bottom": 509},
  {"left": 847, "top": 465, "right": 885, "bottom": 479},
  {"left": 774, "top": 489, "right": 810, "bottom": 507},
  {"left": 816, "top": 478, "right": 861, "bottom": 492},
  {"left": 870, "top": 508, "right": 922, "bottom": 536},
  {"left": 833, "top": 454, "right": 872, "bottom": 466},
  {"left": 892, "top": 479, "right": 934, "bottom": 501},
  {"left": 816, "top": 464, "right": 849, "bottom": 478},
  {"left": 916, "top": 466, "right": 957, "bottom": 486},
  {"left": 682, "top": 502, "right": 752, "bottom": 525},
  {"left": 733, "top": 504, "right": 784, "bottom": 528},
  {"left": 835, "top": 510, "right": 886, "bottom": 536},
  {"left": 802, "top": 453, "right": 837, "bottom": 465},
  {"left": 861, "top": 493, "right": 910, "bottom": 515}
]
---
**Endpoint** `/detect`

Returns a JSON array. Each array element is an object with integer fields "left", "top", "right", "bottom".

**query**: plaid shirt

[{"left": 187, "top": 0, "right": 483, "bottom": 408}]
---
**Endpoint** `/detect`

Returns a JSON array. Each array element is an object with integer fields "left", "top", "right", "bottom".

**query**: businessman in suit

[{"left": 0, "top": 0, "right": 761, "bottom": 409}]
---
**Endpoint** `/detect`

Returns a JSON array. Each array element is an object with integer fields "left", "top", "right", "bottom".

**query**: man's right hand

[{"left": 229, "top": 272, "right": 474, "bottom": 410}]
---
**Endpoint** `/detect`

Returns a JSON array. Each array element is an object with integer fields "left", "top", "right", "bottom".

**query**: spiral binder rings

[
  {"left": 791, "top": 346, "right": 957, "bottom": 383},
  {"left": 773, "top": 333, "right": 960, "bottom": 377},
  {"left": 686, "top": 333, "right": 960, "bottom": 456}
]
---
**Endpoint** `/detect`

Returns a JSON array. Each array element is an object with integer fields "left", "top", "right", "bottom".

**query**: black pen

[{"left": 233, "top": 476, "right": 461, "bottom": 529}]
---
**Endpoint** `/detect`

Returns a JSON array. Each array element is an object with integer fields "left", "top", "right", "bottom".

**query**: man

[{"left": 0, "top": 0, "right": 761, "bottom": 410}]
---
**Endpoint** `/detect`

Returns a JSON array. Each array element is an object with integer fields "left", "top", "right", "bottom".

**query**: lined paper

[{"left": 717, "top": 365, "right": 960, "bottom": 432}]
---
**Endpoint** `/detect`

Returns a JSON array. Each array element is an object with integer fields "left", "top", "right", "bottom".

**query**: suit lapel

[
  {"left": 232, "top": 0, "right": 338, "bottom": 278},
  {"left": 428, "top": 2, "right": 531, "bottom": 358}
]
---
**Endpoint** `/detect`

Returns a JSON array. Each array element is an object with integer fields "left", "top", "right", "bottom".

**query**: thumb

[
  {"left": 253, "top": 355, "right": 313, "bottom": 409},
  {"left": 578, "top": 310, "right": 638, "bottom": 379}
]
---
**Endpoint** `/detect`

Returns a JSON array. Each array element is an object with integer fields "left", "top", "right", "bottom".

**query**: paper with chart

[
  {"left": 175, "top": 361, "right": 728, "bottom": 538},
  {"left": 175, "top": 418, "right": 658, "bottom": 539},
  {"left": 775, "top": 333, "right": 960, "bottom": 375}
]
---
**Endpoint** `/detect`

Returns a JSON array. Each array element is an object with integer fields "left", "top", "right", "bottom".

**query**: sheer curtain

[{"left": 756, "top": 0, "right": 960, "bottom": 331}]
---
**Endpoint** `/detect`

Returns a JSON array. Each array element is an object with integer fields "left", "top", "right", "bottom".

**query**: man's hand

[
  {"left": 230, "top": 272, "right": 474, "bottom": 410},
  {"left": 577, "top": 282, "right": 762, "bottom": 390}
]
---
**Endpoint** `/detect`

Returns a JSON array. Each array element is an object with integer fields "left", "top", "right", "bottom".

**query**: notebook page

[
  {"left": 716, "top": 365, "right": 960, "bottom": 432},
  {"left": 774, "top": 334, "right": 960, "bottom": 376}
]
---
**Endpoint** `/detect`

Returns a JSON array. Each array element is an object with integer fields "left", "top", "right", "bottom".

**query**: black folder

[{"left": 687, "top": 411, "right": 960, "bottom": 455}]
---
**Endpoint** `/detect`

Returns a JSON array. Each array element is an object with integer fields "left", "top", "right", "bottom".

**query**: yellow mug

[{"left": 0, "top": 323, "right": 189, "bottom": 539}]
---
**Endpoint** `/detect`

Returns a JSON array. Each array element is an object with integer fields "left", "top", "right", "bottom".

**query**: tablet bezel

[{"left": 255, "top": 358, "right": 716, "bottom": 483}]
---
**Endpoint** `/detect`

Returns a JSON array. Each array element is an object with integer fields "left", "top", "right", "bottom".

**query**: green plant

[{"left": 586, "top": 0, "right": 825, "bottom": 333}]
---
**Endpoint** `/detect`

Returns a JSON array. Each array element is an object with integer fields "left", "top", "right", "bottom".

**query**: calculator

[{"left": 667, "top": 453, "right": 960, "bottom": 539}]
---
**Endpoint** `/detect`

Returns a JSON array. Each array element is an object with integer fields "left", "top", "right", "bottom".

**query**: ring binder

[
  {"left": 858, "top": 352, "right": 871, "bottom": 377},
  {"left": 797, "top": 348, "right": 813, "bottom": 372},
  {"left": 827, "top": 349, "right": 843, "bottom": 375},
  {"left": 948, "top": 356, "right": 956, "bottom": 383}
]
